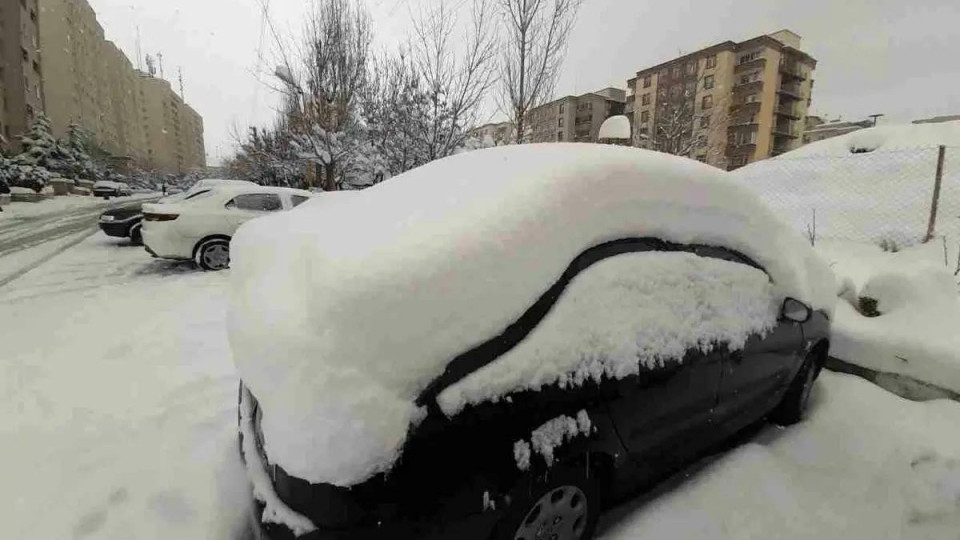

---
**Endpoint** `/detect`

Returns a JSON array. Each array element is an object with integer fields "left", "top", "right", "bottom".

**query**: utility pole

[
  {"left": 158, "top": 53, "right": 164, "bottom": 79},
  {"left": 868, "top": 113, "right": 885, "bottom": 126},
  {"left": 136, "top": 26, "right": 143, "bottom": 71},
  {"left": 178, "top": 67, "right": 184, "bottom": 99}
]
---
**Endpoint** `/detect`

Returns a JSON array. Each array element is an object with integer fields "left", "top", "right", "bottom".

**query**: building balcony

[
  {"left": 775, "top": 105, "right": 800, "bottom": 120},
  {"left": 779, "top": 62, "right": 805, "bottom": 82},
  {"left": 725, "top": 142, "right": 757, "bottom": 157},
  {"left": 729, "top": 101, "right": 762, "bottom": 114},
  {"left": 777, "top": 84, "right": 803, "bottom": 101},
  {"left": 733, "top": 79, "right": 764, "bottom": 93},
  {"left": 771, "top": 127, "right": 798, "bottom": 139},
  {"left": 771, "top": 145, "right": 793, "bottom": 156},
  {"left": 734, "top": 57, "right": 766, "bottom": 72}
]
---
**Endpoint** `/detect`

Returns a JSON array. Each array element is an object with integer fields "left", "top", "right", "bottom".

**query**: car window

[
  {"left": 436, "top": 251, "right": 777, "bottom": 414},
  {"left": 184, "top": 189, "right": 213, "bottom": 201},
  {"left": 226, "top": 193, "right": 283, "bottom": 212},
  {"left": 290, "top": 195, "right": 310, "bottom": 207}
]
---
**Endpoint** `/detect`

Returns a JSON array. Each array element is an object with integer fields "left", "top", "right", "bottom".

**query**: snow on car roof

[{"left": 228, "top": 143, "right": 836, "bottom": 487}]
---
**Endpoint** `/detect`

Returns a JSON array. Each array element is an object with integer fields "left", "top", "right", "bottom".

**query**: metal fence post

[{"left": 924, "top": 145, "right": 946, "bottom": 242}]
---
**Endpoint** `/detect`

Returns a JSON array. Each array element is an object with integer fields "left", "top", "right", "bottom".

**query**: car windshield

[{"left": 3, "top": 1, "right": 958, "bottom": 540}]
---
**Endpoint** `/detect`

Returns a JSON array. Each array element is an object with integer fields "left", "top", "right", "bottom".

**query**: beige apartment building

[
  {"left": 530, "top": 87, "right": 626, "bottom": 143},
  {"left": 627, "top": 30, "right": 817, "bottom": 169},
  {"left": 0, "top": 0, "right": 45, "bottom": 149},
  {"left": 37, "top": 0, "right": 204, "bottom": 173}
]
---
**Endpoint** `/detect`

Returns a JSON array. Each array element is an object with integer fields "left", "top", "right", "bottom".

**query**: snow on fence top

[
  {"left": 598, "top": 115, "right": 631, "bottom": 140},
  {"left": 228, "top": 143, "right": 835, "bottom": 487}
]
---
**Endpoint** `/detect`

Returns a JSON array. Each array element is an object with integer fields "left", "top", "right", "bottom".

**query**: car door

[
  {"left": 604, "top": 348, "right": 723, "bottom": 469},
  {"left": 714, "top": 310, "right": 803, "bottom": 431},
  {"left": 223, "top": 192, "right": 284, "bottom": 231}
]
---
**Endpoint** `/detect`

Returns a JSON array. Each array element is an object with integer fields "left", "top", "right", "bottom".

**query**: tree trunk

[{"left": 323, "top": 162, "right": 337, "bottom": 191}]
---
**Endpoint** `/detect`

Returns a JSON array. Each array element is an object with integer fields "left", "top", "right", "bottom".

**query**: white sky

[{"left": 85, "top": 0, "right": 960, "bottom": 166}]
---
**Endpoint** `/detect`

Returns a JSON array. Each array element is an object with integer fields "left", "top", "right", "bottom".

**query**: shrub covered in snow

[{"left": 229, "top": 144, "right": 835, "bottom": 487}]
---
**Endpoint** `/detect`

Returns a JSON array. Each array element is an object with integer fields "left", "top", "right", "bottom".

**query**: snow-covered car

[
  {"left": 92, "top": 180, "right": 126, "bottom": 199},
  {"left": 98, "top": 204, "right": 145, "bottom": 244},
  {"left": 141, "top": 185, "right": 312, "bottom": 270},
  {"left": 230, "top": 144, "right": 836, "bottom": 540},
  {"left": 157, "top": 178, "right": 256, "bottom": 204}
]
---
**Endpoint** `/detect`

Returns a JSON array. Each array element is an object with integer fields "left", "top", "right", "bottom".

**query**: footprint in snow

[{"left": 904, "top": 450, "right": 960, "bottom": 530}]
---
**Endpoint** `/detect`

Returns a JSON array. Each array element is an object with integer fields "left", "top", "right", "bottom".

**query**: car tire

[
  {"left": 197, "top": 239, "right": 231, "bottom": 271},
  {"left": 491, "top": 461, "right": 601, "bottom": 540},
  {"left": 129, "top": 224, "right": 143, "bottom": 245},
  {"left": 770, "top": 352, "right": 819, "bottom": 426}
]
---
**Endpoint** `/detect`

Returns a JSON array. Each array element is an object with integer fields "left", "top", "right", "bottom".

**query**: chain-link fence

[{"left": 734, "top": 145, "right": 960, "bottom": 248}]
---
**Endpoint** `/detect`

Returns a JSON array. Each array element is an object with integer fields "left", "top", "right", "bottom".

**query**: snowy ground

[
  {"left": 1, "top": 232, "right": 959, "bottom": 539},
  {"left": 816, "top": 239, "right": 960, "bottom": 396}
]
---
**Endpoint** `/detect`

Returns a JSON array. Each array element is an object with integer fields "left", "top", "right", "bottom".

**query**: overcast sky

[{"left": 85, "top": 0, "right": 960, "bottom": 166}]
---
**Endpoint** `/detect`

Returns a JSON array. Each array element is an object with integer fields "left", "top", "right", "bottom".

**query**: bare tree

[
  {"left": 290, "top": 0, "right": 373, "bottom": 190},
  {"left": 497, "top": 0, "right": 583, "bottom": 143},
  {"left": 413, "top": 0, "right": 499, "bottom": 159},
  {"left": 648, "top": 65, "right": 730, "bottom": 166}
]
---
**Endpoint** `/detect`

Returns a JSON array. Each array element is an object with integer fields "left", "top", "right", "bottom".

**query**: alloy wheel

[
  {"left": 202, "top": 243, "right": 230, "bottom": 270},
  {"left": 514, "top": 485, "right": 589, "bottom": 540}
]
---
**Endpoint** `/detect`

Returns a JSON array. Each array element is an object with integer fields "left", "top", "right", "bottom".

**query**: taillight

[{"left": 144, "top": 213, "right": 179, "bottom": 222}]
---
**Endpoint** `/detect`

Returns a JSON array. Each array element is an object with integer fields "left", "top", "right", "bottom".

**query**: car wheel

[
  {"left": 197, "top": 239, "right": 230, "bottom": 271},
  {"left": 771, "top": 353, "right": 819, "bottom": 426},
  {"left": 492, "top": 462, "right": 600, "bottom": 540},
  {"left": 129, "top": 224, "right": 143, "bottom": 245}
]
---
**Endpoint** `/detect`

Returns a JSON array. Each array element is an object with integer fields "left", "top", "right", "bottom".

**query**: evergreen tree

[{"left": 15, "top": 114, "right": 62, "bottom": 169}]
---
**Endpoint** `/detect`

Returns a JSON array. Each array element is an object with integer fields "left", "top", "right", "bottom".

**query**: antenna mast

[{"left": 135, "top": 26, "right": 143, "bottom": 71}]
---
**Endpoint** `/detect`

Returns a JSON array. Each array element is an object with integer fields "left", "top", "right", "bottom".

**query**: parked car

[
  {"left": 98, "top": 205, "right": 145, "bottom": 244},
  {"left": 141, "top": 185, "right": 312, "bottom": 270},
  {"left": 230, "top": 145, "right": 835, "bottom": 540},
  {"left": 116, "top": 182, "right": 132, "bottom": 196},
  {"left": 93, "top": 180, "right": 124, "bottom": 199},
  {"left": 157, "top": 179, "right": 256, "bottom": 204}
]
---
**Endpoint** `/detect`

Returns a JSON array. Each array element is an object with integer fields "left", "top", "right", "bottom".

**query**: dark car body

[
  {"left": 98, "top": 205, "right": 143, "bottom": 242},
  {"left": 241, "top": 238, "right": 831, "bottom": 540}
]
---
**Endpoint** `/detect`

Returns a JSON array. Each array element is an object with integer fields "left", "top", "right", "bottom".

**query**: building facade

[
  {"left": 529, "top": 87, "right": 626, "bottom": 143},
  {"left": 36, "top": 0, "right": 204, "bottom": 173},
  {"left": 470, "top": 121, "right": 514, "bottom": 145},
  {"left": 626, "top": 30, "right": 817, "bottom": 169},
  {"left": 0, "top": 0, "right": 45, "bottom": 150}
]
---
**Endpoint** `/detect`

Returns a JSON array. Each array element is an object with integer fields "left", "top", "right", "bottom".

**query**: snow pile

[
  {"left": 598, "top": 115, "right": 631, "bottom": 140},
  {"left": 229, "top": 144, "right": 834, "bottom": 487},
  {"left": 789, "top": 121, "right": 960, "bottom": 158},
  {"left": 529, "top": 410, "right": 592, "bottom": 467},
  {"left": 438, "top": 253, "right": 778, "bottom": 414},
  {"left": 815, "top": 239, "right": 960, "bottom": 396},
  {"left": 601, "top": 372, "right": 960, "bottom": 540},
  {"left": 860, "top": 267, "right": 957, "bottom": 314},
  {"left": 239, "top": 388, "right": 316, "bottom": 535},
  {"left": 514, "top": 440, "right": 532, "bottom": 471}
]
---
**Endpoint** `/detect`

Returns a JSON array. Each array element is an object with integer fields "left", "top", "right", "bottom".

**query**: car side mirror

[{"left": 781, "top": 297, "right": 811, "bottom": 323}]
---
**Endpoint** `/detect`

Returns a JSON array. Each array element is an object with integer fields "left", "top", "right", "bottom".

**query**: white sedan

[{"left": 141, "top": 185, "right": 312, "bottom": 270}]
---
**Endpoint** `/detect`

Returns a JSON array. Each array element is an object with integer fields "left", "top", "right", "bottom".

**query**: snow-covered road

[{"left": 1, "top": 232, "right": 958, "bottom": 540}]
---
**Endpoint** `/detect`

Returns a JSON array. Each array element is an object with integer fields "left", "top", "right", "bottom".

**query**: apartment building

[
  {"left": 138, "top": 75, "right": 205, "bottom": 174},
  {"left": 0, "top": 0, "right": 45, "bottom": 149},
  {"left": 626, "top": 30, "right": 817, "bottom": 169},
  {"left": 37, "top": 0, "right": 204, "bottom": 173},
  {"left": 470, "top": 121, "right": 514, "bottom": 145},
  {"left": 530, "top": 87, "right": 626, "bottom": 143}
]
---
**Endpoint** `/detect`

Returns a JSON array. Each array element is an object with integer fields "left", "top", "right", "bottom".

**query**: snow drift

[{"left": 228, "top": 143, "right": 834, "bottom": 487}]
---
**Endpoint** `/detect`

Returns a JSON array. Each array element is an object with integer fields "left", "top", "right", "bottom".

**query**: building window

[
  {"left": 643, "top": 76, "right": 651, "bottom": 88},
  {"left": 686, "top": 62, "right": 696, "bottom": 75},
  {"left": 704, "top": 75, "right": 714, "bottom": 90},
  {"left": 558, "top": 117, "right": 563, "bottom": 127},
  {"left": 700, "top": 115, "right": 709, "bottom": 128},
  {"left": 747, "top": 94, "right": 758, "bottom": 103},
  {"left": 685, "top": 81, "right": 695, "bottom": 95},
  {"left": 557, "top": 131, "right": 564, "bottom": 141},
  {"left": 559, "top": 103, "right": 564, "bottom": 114},
  {"left": 641, "top": 110, "right": 649, "bottom": 122},
  {"left": 672, "top": 66, "right": 681, "bottom": 77},
  {"left": 706, "top": 55, "right": 717, "bottom": 69},
  {"left": 738, "top": 51, "right": 761, "bottom": 65},
  {"left": 641, "top": 93, "right": 650, "bottom": 106},
  {"left": 21, "top": 47, "right": 28, "bottom": 61},
  {"left": 660, "top": 69, "right": 668, "bottom": 80},
  {"left": 702, "top": 95, "right": 713, "bottom": 109},
  {"left": 671, "top": 85, "right": 680, "bottom": 98}
]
